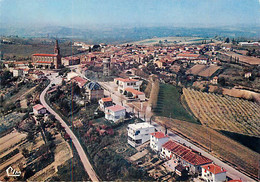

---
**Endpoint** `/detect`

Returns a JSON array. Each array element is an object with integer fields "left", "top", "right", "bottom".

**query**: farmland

[
  {"left": 186, "top": 65, "right": 221, "bottom": 77},
  {"left": 183, "top": 88, "right": 260, "bottom": 136}
]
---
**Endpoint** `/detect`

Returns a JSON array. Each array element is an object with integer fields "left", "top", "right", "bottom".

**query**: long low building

[{"left": 161, "top": 140, "right": 212, "bottom": 174}]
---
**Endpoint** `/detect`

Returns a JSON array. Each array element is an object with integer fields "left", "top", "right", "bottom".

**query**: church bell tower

[{"left": 54, "top": 39, "right": 60, "bottom": 55}]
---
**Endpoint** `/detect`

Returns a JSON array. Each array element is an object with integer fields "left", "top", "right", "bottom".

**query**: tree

[
  {"left": 28, "top": 63, "right": 33, "bottom": 68},
  {"left": 22, "top": 148, "right": 29, "bottom": 158},
  {"left": 224, "top": 37, "right": 230, "bottom": 43},
  {"left": 126, "top": 92, "right": 133, "bottom": 98}
]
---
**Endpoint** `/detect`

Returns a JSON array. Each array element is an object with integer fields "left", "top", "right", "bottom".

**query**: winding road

[{"left": 40, "top": 73, "right": 99, "bottom": 182}]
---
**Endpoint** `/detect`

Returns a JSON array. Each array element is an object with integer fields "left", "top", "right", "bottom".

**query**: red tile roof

[
  {"left": 101, "top": 97, "right": 113, "bottom": 102},
  {"left": 177, "top": 53, "right": 200, "bottom": 58},
  {"left": 71, "top": 76, "right": 88, "bottom": 87},
  {"left": 106, "top": 105, "right": 126, "bottom": 112},
  {"left": 33, "top": 104, "right": 45, "bottom": 111},
  {"left": 162, "top": 140, "right": 212, "bottom": 166},
  {"left": 115, "top": 77, "right": 138, "bottom": 82},
  {"left": 33, "top": 53, "right": 57, "bottom": 57},
  {"left": 201, "top": 164, "right": 227, "bottom": 174},
  {"left": 125, "top": 87, "right": 144, "bottom": 95},
  {"left": 150, "top": 132, "right": 168, "bottom": 139}
]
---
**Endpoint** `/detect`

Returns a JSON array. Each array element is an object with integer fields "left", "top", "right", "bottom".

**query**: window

[
  {"left": 136, "top": 139, "right": 142, "bottom": 144},
  {"left": 135, "top": 130, "right": 140, "bottom": 135}
]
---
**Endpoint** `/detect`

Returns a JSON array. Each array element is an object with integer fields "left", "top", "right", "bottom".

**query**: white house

[
  {"left": 127, "top": 122, "right": 155, "bottom": 147},
  {"left": 105, "top": 105, "right": 126, "bottom": 122},
  {"left": 33, "top": 104, "right": 47, "bottom": 115},
  {"left": 114, "top": 77, "right": 142, "bottom": 94},
  {"left": 244, "top": 72, "right": 252, "bottom": 78},
  {"left": 201, "top": 164, "right": 227, "bottom": 182},
  {"left": 99, "top": 97, "right": 113, "bottom": 111},
  {"left": 33, "top": 71, "right": 44, "bottom": 79},
  {"left": 150, "top": 131, "right": 169, "bottom": 152},
  {"left": 13, "top": 69, "right": 23, "bottom": 77}
]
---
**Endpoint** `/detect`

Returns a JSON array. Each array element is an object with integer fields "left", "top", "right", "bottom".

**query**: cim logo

[{"left": 6, "top": 166, "right": 21, "bottom": 177}]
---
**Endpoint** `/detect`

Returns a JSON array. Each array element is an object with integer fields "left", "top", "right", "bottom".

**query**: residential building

[
  {"left": 201, "top": 163, "right": 227, "bottom": 182},
  {"left": 127, "top": 122, "right": 155, "bottom": 147},
  {"left": 61, "top": 56, "right": 80, "bottom": 66},
  {"left": 105, "top": 104, "right": 126, "bottom": 122},
  {"left": 161, "top": 140, "right": 212, "bottom": 174},
  {"left": 71, "top": 76, "right": 88, "bottom": 88},
  {"left": 211, "top": 76, "right": 218, "bottom": 85},
  {"left": 33, "top": 71, "right": 45, "bottom": 79},
  {"left": 33, "top": 104, "right": 47, "bottom": 115},
  {"left": 67, "top": 72, "right": 80, "bottom": 81},
  {"left": 99, "top": 97, "right": 113, "bottom": 111},
  {"left": 125, "top": 87, "right": 146, "bottom": 101},
  {"left": 150, "top": 131, "right": 169, "bottom": 152},
  {"left": 244, "top": 72, "right": 252, "bottom": 78},
  {"left": 114, "top": 77, "right": 142, "bottom": 93},
  {"left": 13, "top": 69, "right": 23, "bottom": 77},
  {"left": 86, "top": 82, "right": 104, "bottom": 100}
]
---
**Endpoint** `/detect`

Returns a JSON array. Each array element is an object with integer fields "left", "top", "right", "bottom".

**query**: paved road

[
  {"left": 99, "top": 81, "right": 255, "bottom": 182},
  {"left": 40, "top": 73, "right": 99, "bottom": 182}
]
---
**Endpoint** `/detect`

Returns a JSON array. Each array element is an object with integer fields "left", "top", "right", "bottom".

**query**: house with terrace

[{"left": 114, "top": 77, "right": 142, "bottom": 94}]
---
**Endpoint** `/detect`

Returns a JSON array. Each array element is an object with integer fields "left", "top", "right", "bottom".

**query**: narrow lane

[{"left": 40, "top": 74, "right": 99, "bottom": 182}]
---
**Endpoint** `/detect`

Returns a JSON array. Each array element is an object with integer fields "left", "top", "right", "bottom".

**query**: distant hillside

[{"left": 0, "top": 25, "right": 259, "bottom": 44}]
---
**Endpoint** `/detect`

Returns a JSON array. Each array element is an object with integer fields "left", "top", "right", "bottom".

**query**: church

[{"left": 32, "top": 40, "right": 61, "bottom": 69}]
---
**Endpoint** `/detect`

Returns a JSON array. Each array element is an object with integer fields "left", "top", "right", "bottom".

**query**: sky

[{"left": 0, "top": 0, "right": 259, "bottom": 28}]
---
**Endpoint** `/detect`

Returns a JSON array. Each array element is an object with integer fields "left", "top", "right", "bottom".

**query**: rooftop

[
  {"left": 162, "top": 140, "right": 212, "bottom": 166},
  {"left": 87, "top": 81, "right": 102, "bottom": 90},
  {"left": 150, "top": 131, "right": 168, "bottom": 139},
  {"left": 128, "top": 122, "right": 154, "bottom": 130},
  {"left": 115, "top": 77, "right": 139, "bottom": 82},
  {"left": 101, "top": 97, "right": 113, "bottom": 102},
  {"left": 201, "top": 163, "right": 227, "bottom": 174},
  {"left": 106, "top": 105, "right": 126, "bottom": 112},
  {"left": 33, "top": 104, "right": 45, "bottom": 111},
  {"left": 125, "top": 87, "right": 144, "bottom": 95},
  {"left": 33, "top": 53, "right": 57, "bottom": 57}
]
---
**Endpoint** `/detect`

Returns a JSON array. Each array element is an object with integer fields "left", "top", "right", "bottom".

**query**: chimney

[
  {"left": 221, "top": 167, "right": 224, "bottom": 171},
  {"left": 208, "top": 166, "right": 210, "bottom": 170}
]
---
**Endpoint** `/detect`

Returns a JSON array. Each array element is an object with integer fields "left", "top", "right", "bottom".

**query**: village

[{"left": 0, "top": 36, "right": 259, "bottom": 181}]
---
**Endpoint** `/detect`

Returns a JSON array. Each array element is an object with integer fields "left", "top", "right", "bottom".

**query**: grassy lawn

[{"left": 154, "top": 84, "right": 196, "bottom": 123}]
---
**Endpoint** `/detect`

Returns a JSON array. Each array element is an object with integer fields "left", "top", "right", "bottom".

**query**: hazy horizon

[{"left": 1, "top": 0, "right": 259, "bottom": 29}]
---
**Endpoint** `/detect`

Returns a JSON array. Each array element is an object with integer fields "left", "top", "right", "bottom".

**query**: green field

[{"left": 154, "top": 84, "right": 196, "bottom": 123}]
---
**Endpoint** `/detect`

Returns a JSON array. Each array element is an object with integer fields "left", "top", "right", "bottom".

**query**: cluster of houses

[{"left": 127, "top": 122, "right": 227, "bottom": 181}]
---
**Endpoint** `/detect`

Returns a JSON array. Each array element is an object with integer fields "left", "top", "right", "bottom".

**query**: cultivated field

[
  {"left": 223, "top": 51, "right": 260, "bottom": 65},
  {"left": 183, "top": 88, "right": 260, "bottom": 136},
  {"left": 155, "top": 116, "right": 259, "bottom": 178},
  {"left": 186, "top": 65, "right": 221, "bottom": 77},
  {"left": 128, "top": 37, "right": 209, "bottom": 45}
]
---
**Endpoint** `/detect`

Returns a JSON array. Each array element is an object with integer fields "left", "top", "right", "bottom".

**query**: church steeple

[{"left": 54, "top": 39, "right": 60, "bottom": 55}]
